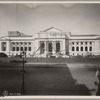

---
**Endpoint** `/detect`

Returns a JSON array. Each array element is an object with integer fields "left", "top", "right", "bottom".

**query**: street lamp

[{"left": 21, "top": 50, "right": 25, "bottom": 93}]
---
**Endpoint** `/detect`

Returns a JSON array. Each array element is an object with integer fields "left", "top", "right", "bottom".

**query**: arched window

[
  {"left": 25, "top": 47, "right": 27, "bottom": 51},
  {"left": 16, "top": 47, "right": 19, "bottom": 51},
  {"left": 12, "top": 47, "right": 15, "bottom": 51},
  {"left": 29, "top": 47, "right": 31, "bottom": 51},
  {"left": 85, "top": 47, "right": 88, "bottom": 51},
  {"left": 89, "top": 46, "right": 92, "bottom": 51},
  {"left": 56, "top": 42, "right": 60, "bottom": 52},
  {"left": 81, "top": 47, "right": 83, "bottom": 51},
  {"left": 76, "top": 46, "right": 79, "bottom": 51},
  {"left": 21, "top": 47, "right": 23, "bottom": 51},
  {"left": 72, "top": 46, "right": 75, "bottom": 51}
]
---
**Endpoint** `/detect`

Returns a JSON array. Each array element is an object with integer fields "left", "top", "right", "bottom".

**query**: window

[
  {"left": 72, "top": 42, "right": 74, "bottom": 45},
  {"left": 25, "top": 47, "right": 27, "bottom": 51},
  {"left": 20, "top": 42, "right": 23, "bottom": 45},
  {"left": 12, "top": 42, "right": 15, "bottom": 45},
  {"left": 72, "top": 47, "right": 75, "bottom": 51},
  {"left": 76, "top": 42, "right": 79, "bottom": 45},
  {"left": 29, "top": 42, "right": 31, "bottom": 45},
  {"left": 25, "top": 43, "right": 27, "bottom": 45},
  {"left": 21, "top": 47, "right": 23, "bottom": 51},
  {"left": 85, "top": 47, "right": 88, "bottom": 51},
  {"left": 85, "top": 42, "right": 87, "bottom": 45},
  {"left": 16, "top": 47, "right": 19, "bottom": 51},
  {"left": 29, "top": 47, "right": 31, "bottom": 51},
  {"left": 89, "top": 46, "right": 92, "bottom": 51},
  {"left": 90, "top": 42, "right": 92, "bottom": 45},
  {"left": 81, "top": 47, "right": 83, "bottom": 51},
  {"left": 2, "top": 42, "right": 6, "bottom": 51},
  {"left": 81, "top": 42, "right": 83, "bottom": 45},
  {"left": 16, "top": 42, "right": 19, "bottom": 45},
  {"left": 76, "top": 47, "right": 79, "bottom": 51},
  {"left": 12, "top": 47, "right": 15, "bottom": 51}
]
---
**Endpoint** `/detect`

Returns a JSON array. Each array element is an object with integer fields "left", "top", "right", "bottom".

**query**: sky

[{"left": 0, "top": 3, "right": 100, "bottom": 36}]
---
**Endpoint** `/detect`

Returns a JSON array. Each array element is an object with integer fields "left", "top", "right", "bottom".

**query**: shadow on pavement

[
  {"left": 0, "top": 63, "right": 22, "bottom": 96},
  {"left": 24, "top": 64, "right": 91, "bottom": 95}
]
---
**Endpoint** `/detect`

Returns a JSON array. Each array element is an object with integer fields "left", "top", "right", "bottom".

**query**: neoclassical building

[{"left": 0, "top": 27, "right": 100, "bottom": 57}]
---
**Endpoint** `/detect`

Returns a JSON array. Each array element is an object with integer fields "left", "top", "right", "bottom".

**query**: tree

[{"left": 0, "top": 53, "right": 8, "bottom": 57}]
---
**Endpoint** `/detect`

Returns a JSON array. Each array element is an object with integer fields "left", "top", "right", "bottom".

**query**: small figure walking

[{"left": 94, "top": 67, "right": 100, "bottom": 96}]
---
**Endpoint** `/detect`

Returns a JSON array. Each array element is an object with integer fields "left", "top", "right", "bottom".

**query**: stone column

[
  {"left": 74, "top": 42, "right": 76, "bottom": 52},
  {"left": 60, "top": 41, "right": 62, "bottom": 52},
  {"left": 38, "top": 41, "right": 40, "bottom": 54},
  {"left": 15, "top": 42, "right": 16, "bottom": 51},
  {"left": 19, "top": 42, "right": 21, "bottom": 51},
  {"left": 87, "top": 42, "right": 89, "bottom": 52},
  {"left": 55, "top": 41, "right": 57, "bottom": 53},
  {"left": 6, "top": 41, "right": 10, "bottom": 55},
  {"left": 0, "top": 42, "right": 1, "bottom": 52},
  {"left": 23, "top": 42, "right": 24, "bottom": 51},
  {"left": 79, "top": 42, "right": 81, "bottom": 52},
  {"left": 52, "top": 41, "right": 54, "bottom": 54},
  {"left": 92, "top": 41, "right": 94, "bottom": 52},
  {"left": 52, "top": 41, "right": 56, "bottom": 54},
  {"left": 44, "top": 41, "right": 47, "bottom": 56},
  {"left": 60, "top": 41, "right": 63, "bottom": 54},
  {"left": 46, "top": 41, "right": 48, "bottom": 54}
]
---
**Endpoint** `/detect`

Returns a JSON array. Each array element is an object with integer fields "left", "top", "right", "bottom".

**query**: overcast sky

[{"left": 0, "top": 3, "right": 100, "bottom": 36}]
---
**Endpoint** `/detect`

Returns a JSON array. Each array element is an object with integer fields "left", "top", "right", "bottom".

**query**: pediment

[
  {"left": 36, "top": 27, "right": 68, "bottom": 39},
  {"left": 43, "top": 27, "right": 62, "bottom": 33}
]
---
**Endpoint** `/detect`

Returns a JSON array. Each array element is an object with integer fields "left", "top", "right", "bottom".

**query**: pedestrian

[{"left": 94, "top": 67, "right": 100, "bottom": 96}]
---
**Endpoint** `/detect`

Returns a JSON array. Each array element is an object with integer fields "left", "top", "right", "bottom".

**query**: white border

[
  {"left": 0, "top": 0, "right": 100, "bottom": 99},
  {"left": 0, "top": 96, "right": 100, "bottom": 99},
  {"left": 0, "top": 1, "right": 99, "bottom": 3}
]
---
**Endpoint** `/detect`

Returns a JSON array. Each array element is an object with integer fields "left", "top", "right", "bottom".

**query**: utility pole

[
  {"left": 22, "top": 51, "right": 25, "bottom": 93},
  {"left": 8, "top": 36, "right": 10, "bottom": 57}
]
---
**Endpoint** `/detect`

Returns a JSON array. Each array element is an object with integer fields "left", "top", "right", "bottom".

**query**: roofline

[
  {"left": 71, "top": 35, "right": 99, "bottom": 37},
  {"left": 41, "top": 27, "right": 63, "bottom": 32}
]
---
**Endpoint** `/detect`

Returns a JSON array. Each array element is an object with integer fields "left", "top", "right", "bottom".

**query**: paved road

[
  {"left": 0, "top": 63, "right": 98, "bottom": 95},
  {"left": 23, "top": 63, "right": 97, "bottom": 95}
]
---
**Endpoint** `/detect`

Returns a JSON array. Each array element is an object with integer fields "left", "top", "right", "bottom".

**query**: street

[{"left": 0, "top": 62, "right": 97, "bottom": 95}]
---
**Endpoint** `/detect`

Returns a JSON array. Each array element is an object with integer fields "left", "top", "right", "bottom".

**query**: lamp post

[
  {"left": 8, "top": 36, "right": 11, "bottom": 57},
  {"left": 22, "top": 51, "right": 25, "bottom": 93}
]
